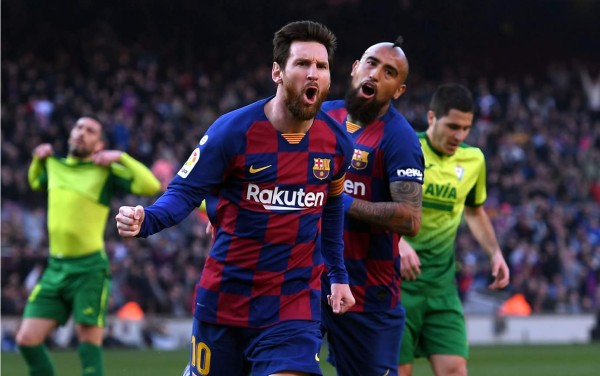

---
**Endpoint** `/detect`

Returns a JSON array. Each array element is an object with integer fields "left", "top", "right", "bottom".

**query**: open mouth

[
  {"left": 360, "top": 82, "right": 376, "bottom": 99},
  {"left": 304, "top": 87, "right": 318, "bottom": 104}
]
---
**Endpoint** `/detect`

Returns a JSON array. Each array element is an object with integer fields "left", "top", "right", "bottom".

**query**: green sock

[
  {"left": 18, "top": 344, "right": 55, "bottom": 376},
  {"left": 78, "top": 342, "right": 105, "bottom": 376}
]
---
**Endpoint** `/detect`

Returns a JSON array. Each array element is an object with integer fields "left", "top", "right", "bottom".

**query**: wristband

[{"left": 342, "top": 194, "right": 354, "bottom": 214}]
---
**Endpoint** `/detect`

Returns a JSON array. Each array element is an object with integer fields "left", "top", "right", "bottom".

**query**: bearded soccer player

[
  {"left": 321, "top": 37, "right": 424, "bottom": 376},
  {"left": 116, "top": 20, "right": 355, "bottom": 376},
  {"left": 398, "top": 84, "right": 510, "bottom": 376},
  {"left": 16, "top": 116, "right": 161, "bottom": 376}
]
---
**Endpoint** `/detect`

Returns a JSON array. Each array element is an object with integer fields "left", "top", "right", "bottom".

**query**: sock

[
  {"left": 18, "top": 344, "right": 55, "bottom": 376},
  {"left": 78, "top": 342, "right": 105, "bottom": 376}
]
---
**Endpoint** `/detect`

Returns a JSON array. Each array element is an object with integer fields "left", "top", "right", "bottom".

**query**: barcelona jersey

[
  {"left": 322, "top": 100, "right": 424, "bottom": 312},
  {"left": 139, "top": 97, "right": 354, "bottom": 327}
]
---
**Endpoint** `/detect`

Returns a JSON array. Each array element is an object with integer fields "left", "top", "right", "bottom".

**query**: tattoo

[{"left": 349, "top": 181, "right": 422, "bottom": 236}]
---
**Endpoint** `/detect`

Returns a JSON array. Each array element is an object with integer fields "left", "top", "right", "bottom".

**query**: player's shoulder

[
  {"left": 381, "top": 107, "right": 419, "bottom": 144},
  {"left": 457, "top": 142, "right": 485, "bottom": 159},
  {"left": 321, "top": 100, "right": 348, "bottom": 125},
  {"left": 210, "top": 98, "right": 269, "bottom": 134},
  {"left": 317, "top": 109, "right": 352, "bottom": 145},
  {"left": 383, "top": 106, "right": 413, "bottom": 132},
  {"left": 201, "top": 98, "right": 270, "bottom": 149},
  {"left": 321, "top": 99, "right": 345, "bottom": 113}
]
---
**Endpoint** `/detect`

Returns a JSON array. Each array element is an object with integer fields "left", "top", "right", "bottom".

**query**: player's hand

[
  {"left": 33, "top": 143, "right": 54, "bottom": 160},
  {"left": 92, "top": 150, "right": 123, "bottom": 166},
  {"left": 205, "top": 221, "right": 216, "bottom": 243},
  {"left": 399, "top": 237, "right": 421, "bottom": 280},
  {"left": 489, "top": 251, "right": 510, "bottom": 289},
  {"left": 115, "top": 205, "right": 145, "bottom": 237},
  {"left": 328, "top": 283, "right": 355, "bottom": 314}
]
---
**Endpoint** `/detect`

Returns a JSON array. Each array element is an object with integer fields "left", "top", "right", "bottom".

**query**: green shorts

[
  {"left": 398, "top": 289, "right": 468, "bottom": 364},
  {"left": 24, "top": 254, "right": 110, "bottom": 328}
]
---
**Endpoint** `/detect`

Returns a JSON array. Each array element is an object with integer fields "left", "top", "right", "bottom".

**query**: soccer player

[
  {"left": 320, "top": 37, "right": 424, "bottom": 376},
  {"left": 16, "top": 116, "right": 161, "bottom": 376},
  {"left": 115, "top": 20, "right": 355, "bottom": 376},
  {"left": 398, "top": 84, "right": 510, "bottom": 376}
]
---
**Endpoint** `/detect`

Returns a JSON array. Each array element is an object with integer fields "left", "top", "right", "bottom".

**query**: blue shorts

[
  {"left": 185, "top": 318, "right": 323, "bottom": 376},
  {"left": 321, "top": 305, "right": 405, "bottom": 376}
]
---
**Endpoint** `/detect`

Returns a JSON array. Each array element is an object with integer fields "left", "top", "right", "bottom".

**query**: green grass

[{"left": 2, "top": 344, "right": 600, "bottom": 375}]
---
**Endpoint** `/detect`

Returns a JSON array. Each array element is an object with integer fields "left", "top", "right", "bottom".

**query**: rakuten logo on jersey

[
  {"left": 246, "top": 183, "right": 324, "bottom": 211},
  {"left": 397, "top": 168, "right": 423, "bottom": 181}
]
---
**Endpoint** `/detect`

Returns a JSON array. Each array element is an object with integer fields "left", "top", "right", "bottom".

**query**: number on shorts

[{"left": 191, "top": 335, "right": 211, "bottom": 375}]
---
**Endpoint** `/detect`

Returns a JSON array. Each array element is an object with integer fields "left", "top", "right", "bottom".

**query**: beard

[
  {"left": 283, "top": 81, "right": 328, "bottom": 121},
  {"left": 69, "top": 143, "right": 93, "bottom": 159},
  {"left": 344, "top": 86, "right": 387, "bottom": 125}
]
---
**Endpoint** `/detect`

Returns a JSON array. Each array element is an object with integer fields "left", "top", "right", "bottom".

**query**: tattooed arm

[{"left": 346, "top": 180, "right": 422, "bottom": 236}]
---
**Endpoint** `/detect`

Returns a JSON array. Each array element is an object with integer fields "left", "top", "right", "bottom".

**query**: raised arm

[
  {"left": 28, "top": 143, "right": 54, "bottom": 190},
  {"left": 96, "top": 151, "right": 161, "bottom": 196}
]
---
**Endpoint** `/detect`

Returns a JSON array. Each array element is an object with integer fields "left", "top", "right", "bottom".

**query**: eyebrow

[{"left": 366, "top": 56, "right": 398, "bottom": 76}]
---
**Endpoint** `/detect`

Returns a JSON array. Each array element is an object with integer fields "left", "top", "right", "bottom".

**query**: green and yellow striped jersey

[{"left": 402, "top": 132, "right": 486, "bottom": 295}]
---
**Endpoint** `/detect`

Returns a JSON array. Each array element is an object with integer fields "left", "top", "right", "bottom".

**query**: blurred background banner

[{"left": 2, "top": 0, "right": 599, "bottom": 349}]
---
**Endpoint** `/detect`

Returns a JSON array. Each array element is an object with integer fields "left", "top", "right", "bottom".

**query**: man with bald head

[{"left": 320, "top": 38, "right": 424, "bottom": 376}]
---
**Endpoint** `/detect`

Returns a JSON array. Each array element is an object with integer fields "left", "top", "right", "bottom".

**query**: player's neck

[{"left": 264, "top": 97, "right": 313, "bottom": 134}]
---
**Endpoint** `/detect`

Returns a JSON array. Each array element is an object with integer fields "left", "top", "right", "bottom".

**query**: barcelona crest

[
  {"left": 351, "top": 149, "right": 369, "bottom": 170},
  {"left": 313, "top": 158, "right": 331, "bottom": 180}
]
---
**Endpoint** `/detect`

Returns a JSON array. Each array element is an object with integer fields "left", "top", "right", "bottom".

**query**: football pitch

[{"left": 2, "top": 343, "right": 599, "bottom": 375}]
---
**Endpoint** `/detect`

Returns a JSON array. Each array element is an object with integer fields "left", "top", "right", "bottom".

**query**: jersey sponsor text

[{"left": 246, "top": 183, "right": 324, "bottom": 211}]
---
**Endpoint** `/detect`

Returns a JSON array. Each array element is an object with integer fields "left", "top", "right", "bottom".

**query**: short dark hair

[
  {"left": 429, "top": 84, "right": 474, "bottom": 118},
  {"left": 272, "top": 20, "right": 337, "bottom": 69},
  {"left": 78, "top": 114, "right": 107, "bottom": 142}
]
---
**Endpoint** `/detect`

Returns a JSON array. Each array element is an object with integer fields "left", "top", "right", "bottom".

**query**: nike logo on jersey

[
  {"left": 315, "top": 353, "right": 320, "bottom": 362},
  {"left": 426, "top": 163, "right": 435, "bottom": 169},
  {"left": 249, "top": 165, "right": 272, "bottom": 174}
]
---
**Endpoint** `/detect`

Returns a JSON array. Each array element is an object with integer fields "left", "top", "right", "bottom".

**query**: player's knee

[
  {"left": 76, "top": 324, "right": 104, "bottom": 345},
  {"left": 398, "top": 364, "right": 413, "bottom": 376},
  {"left": 15, "top": 328, "right": 43, "bottom": 346},
  {"left": 438, "top": 360, "right": 467, "bottom": 376}
]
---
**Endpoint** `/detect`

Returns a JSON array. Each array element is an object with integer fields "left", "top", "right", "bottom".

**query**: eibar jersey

[
  {"left": 140, "top": 97, "right": 354, "bottom": 328},
  {"left": 28, "top": 153, "right": 160, "bottom": 263},
  {"left": 402, "top": 132, "right": 487, "bottom": 295},
  {"left": 322, "top": 100, "right": 424, "bottom": 312}
]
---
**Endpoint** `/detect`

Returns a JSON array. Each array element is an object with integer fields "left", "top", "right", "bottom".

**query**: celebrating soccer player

[
  {"left": 320, "top": 37, "right": 424, "bottom": 376},
  {"left": 116, "top": 20, "right": 355, "bottom": 376},
  {"left": 17, "top": 116, "right": 161, "bottom": 376}
]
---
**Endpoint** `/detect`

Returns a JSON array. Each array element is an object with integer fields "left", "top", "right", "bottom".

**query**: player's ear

[
  {"left": 272, "top": 62, "right": 283, "bottom": 84},
  {"left": 393, "top": 84, "right": 407, "bottom": 100},
  {"left": 350, "top": 60, "right": 360, "bottom": 77},
  {"left": 427, "top": 110, "right": 436, "bottom": 128}
]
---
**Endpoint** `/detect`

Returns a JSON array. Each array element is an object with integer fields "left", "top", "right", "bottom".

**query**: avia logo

[
  {"left": 424, "top": 183, "right": 457, "bottom": 199},
  {"left": 246, "top": 183, "right": 324, "bottom": 211},
  {"left": 397, "top": 167, "right": 423, "bottom": 181},
  {"left": 249, "top": 165, "right": 271, "bottom": 174}
]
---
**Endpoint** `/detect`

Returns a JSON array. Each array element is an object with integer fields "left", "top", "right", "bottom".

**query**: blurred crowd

[{"left": 2, "top": 1, "right": 600, "bottom": 319}]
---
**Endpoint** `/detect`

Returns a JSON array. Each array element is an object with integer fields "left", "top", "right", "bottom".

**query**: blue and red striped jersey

[
  {"left": 321, "top": 100, "right": 424, "bottom": 312},
  {"left": 139, "top": 97, "right": 354, "bottom": 327}
]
